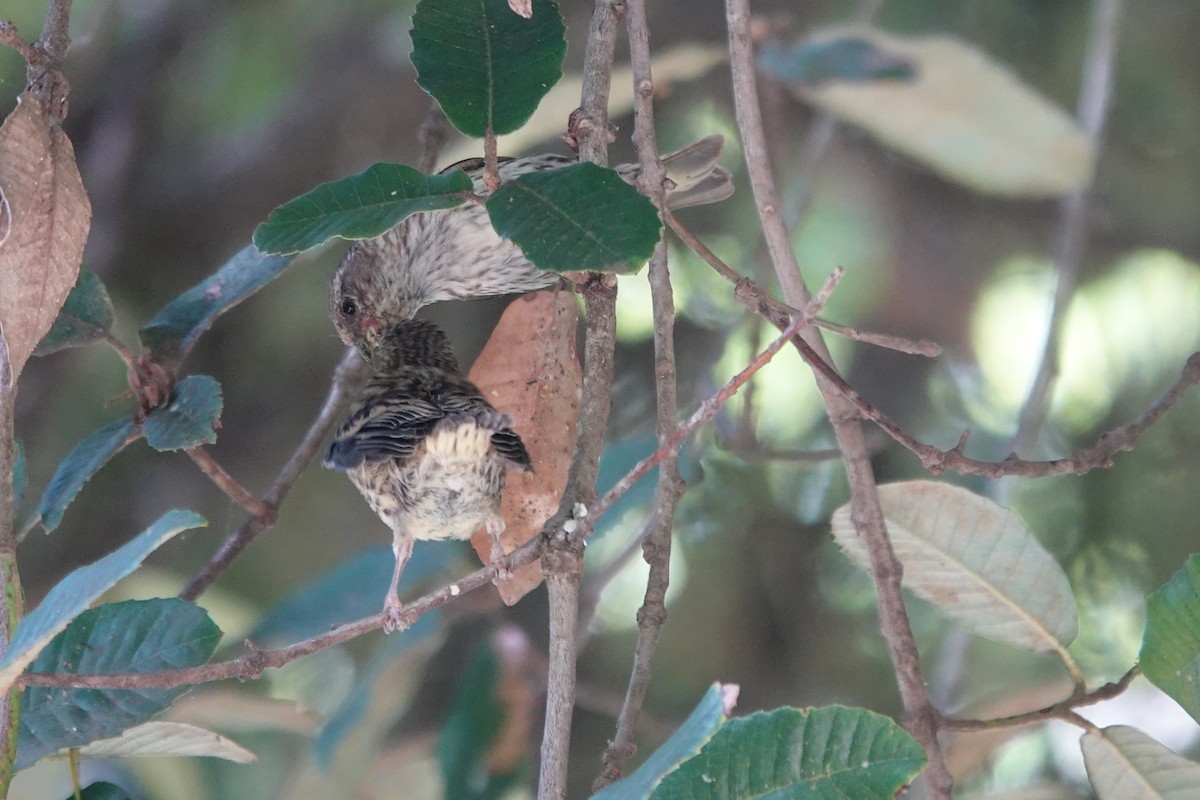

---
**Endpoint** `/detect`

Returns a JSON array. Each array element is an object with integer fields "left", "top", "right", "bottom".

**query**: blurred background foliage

[{"left": 4, "top": 0, "right": 1199, "bottom": 797}]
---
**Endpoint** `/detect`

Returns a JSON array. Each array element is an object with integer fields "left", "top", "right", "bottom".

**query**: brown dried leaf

[
  {"left": 468, "top": 289, "right": 581, "bottom": 605},
  {"left": 0, "top": 91, "right": 92, "bottom": 384}
]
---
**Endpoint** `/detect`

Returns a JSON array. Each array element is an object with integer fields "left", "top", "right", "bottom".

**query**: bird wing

[
  {"left": 432, "top": 387, "right": 534, "bottom": 471},
  {"left": 324, "top": 394, "right": 445, "bottom": 470}
]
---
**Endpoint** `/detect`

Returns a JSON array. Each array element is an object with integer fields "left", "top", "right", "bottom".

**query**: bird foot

[
  {"left": 381, "top": 596, "right": 414, "bottom": 633},
  {"left": 486, "top": 517, "right": 512, "bottom": 582}
]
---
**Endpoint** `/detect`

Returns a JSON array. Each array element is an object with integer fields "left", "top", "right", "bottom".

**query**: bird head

[{"left": 329, "top": 240, "right": 423, "bottom": 358}]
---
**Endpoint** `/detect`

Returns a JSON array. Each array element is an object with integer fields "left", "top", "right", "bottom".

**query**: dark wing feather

[
  {"left": 490, "top": 428, "right": 533, "bottom": 471},
  {"left": 324, "top": 395, "right": 445, "bottom": 470}
]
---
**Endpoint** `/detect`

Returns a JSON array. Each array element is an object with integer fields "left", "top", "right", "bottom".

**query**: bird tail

[
  {"left": 660, "top": 135, "right": 735, "bottom": 210},
  {"left": 424, "top": 416, "right": 495, "bottom": 467}
]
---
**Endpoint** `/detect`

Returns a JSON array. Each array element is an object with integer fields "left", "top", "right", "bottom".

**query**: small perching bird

[
  {"left": 329, "top": 135, "right": 734, "bottom": 352},
  {"left": 324, "top": 319, "right": 532, "bottom": 632}
]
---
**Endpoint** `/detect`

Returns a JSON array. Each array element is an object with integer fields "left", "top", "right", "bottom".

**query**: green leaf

[
  {"left": 437, "top": 641, "right": 523, "bottom": 800},
  {"left": 70, "top": 721, "right": 255, "bottom": 763},
  {"left": 139, "top": 244, "right": 294, "bottom": 366},
  {"left": 799, "top": 29, "right": 1092, "bottom": 197},
  {"left": 252, "top": 543, "right": 450, "bottom": 648},
  {"left": 594, "top": 683, "right": 737, "bottom": 800},
  {"left": 1082, "top": 725, "right": 1200, "bottom": 799},
  {"left": 33, "top": 268, "right": 116, "bottom": 356},
  {"left": 74, "top": 784, "right": 133, "bottom": 800},
  {"left": 410, "top": 0, "right": 566, "bottom": 138},
  {"left": 0, "top": 511, "right": 208, "bottom": 695},
  {"left": 253, "top": 164, "right": 472, "bottom": 255},
  {"left": 17, "top": 598, "right": 221, "bottom": 770},
  {"left": 11, "top": 438, "right": 25, "bottom": 514},
  {"left": 650, "top": 705, "right": 925, "bottom": 799},
  {"left": 486, "top": 163, "right": 661, "bottom": 273},
  {"left": 1140, "top": 554, "right": 1200, "bottom": 725},
  {"left": 31, "top": 417, "right": 139, "bottom": 534},
  {"left": 759, "top": 36, "right": 916, "bottom": 84},
  {"left": 831, "top": 480, "right": 1078, "bottom": 655},
  {"left": 142, "top": 375, "right": 223, "bottom": 452}
]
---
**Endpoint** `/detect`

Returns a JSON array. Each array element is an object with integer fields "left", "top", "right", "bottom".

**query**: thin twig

[
  {"left": 593, "top": 0, "right": 685, "bottom": 787},
  {"left": 537, "top": 2, "right": 625, "bottom": 794},
  {"left": 185, "top": 448, "right": 275, "bottom": 523},
  {"left": 180, "top": 347, "right": 367, "bottom": 600},
  {"left": 664, "top": 212, "right": 940, "bottom": 358},
  {"left": 724, "top": 1, "right": 953, "bottom": 796},
  {"left": 0, "top": 21, "right": 36, "bottom": 63},
  {"left": 1012, "top": 0, "right": 1123, "bottom": 456},
  {"left": 24, "top": 536, "right": 544, "bottom": 690},
  {"left": 941, "top": 667, "right": 1139, "bottom": 732}
]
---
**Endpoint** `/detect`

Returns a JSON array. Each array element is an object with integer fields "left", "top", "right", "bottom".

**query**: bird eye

[{"left": 340, "top": 298, "right": 358, "bottom": 317}]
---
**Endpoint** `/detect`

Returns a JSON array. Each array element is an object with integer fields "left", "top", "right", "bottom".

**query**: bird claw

[{"left": 382, "top": 596, "right": 414, "bottom": 633}]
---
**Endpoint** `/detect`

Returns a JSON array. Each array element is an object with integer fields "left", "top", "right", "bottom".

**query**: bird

[
  {"left": 323, "top": 318, "right": 532, "bottom": 632},
  {"left": 329, "top": 135, "right": 734, "bottom": 353}
]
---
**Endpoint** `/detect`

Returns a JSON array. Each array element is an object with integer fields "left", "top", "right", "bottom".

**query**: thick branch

[{"left": 724, "top": 1, "right": 953, "bottom": 796}]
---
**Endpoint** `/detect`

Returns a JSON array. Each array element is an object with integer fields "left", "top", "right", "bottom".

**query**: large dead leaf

[
  {"left": 798, "top": 28, "right": 1092, "bottom": 197},
  {"left": 0, "top": 92, "right": 92, "bottom": 384},
  {"left": 468, "top": 289, "right": 581, "bottom": 604}
]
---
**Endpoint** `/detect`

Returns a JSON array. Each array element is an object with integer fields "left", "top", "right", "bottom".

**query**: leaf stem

[{"left": 186, "top": 448, "right": 275, "bottom": 523}]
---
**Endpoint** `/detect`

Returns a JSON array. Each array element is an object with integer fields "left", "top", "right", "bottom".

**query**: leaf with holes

[
  {"left": 759, "top": 36, "right": 916, "bottom": 84},
  {"left": 143, "top": 375, "right": 223, "bottom": 452},
  {"left": 253, "top": 164, "right": 472, "bottom": 255},
  {"left": 594, "top": 684, "right": 738, "bottom": 800},
  {"left": 139, "top": 245, "right": 294, "bottom": 366},
  {"left": 30, "top": 417, "right": 139, "bottom": 534},
  {"left": 486, "top": 163, "right": 660, "bottom": 272},
  {"left": 410, "top": 0, "right": 566, "bottom": 137},
  {"left": 1140, "top": 554, "right": 1200, "bottom": 726},
  {"left": 33, "top": 268, "right": 116, "bottom": 356},
  {"left": 0, "top": 510, "right": 208, "bottom": 695},
  {"left": 17, "top": 598, "right": 221, "bottom": 770},
  {"left": 1082, "top": 725, "right": 1200, "bottom": 799},
  {"left": 0, "top": 92, "right": 92, "bottom": 384},
  {"left": 831, "top": 480, "right": 1078, "bottom": 656},
  {"left": 650, "top": 705, "right": 925, "bottom": 799}
]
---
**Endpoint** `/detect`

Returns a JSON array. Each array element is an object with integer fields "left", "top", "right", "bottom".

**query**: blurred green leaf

[
  {"left": 31, "top": 417, "right": 139, "bottom": 534},
  {"left": 252, "top": 543, "right": 451, "bottom": 648},
  {"left": 486, "top": 163, "right": 660, "bottom": 272},
  {"left": 410, "top": 0, "right": 566, "bottom": 137},
  {"left": 33, "top": 268, "right": 116, "bottom": 356},
  {"left": 17, "top": 598, "right": 221, "bottom": 769},
  {"left": 799, "top": 29, "right": 1092, "bottom": 197},
  {"left": 252, "top": 165, "right": 472, "bottom": 255},
  {"left": 832, "top": 480, "right": 1079, "bottom": 655},
  {"left": 1082, "top": 725, "right": 1200, "bottom": 799},
  {"left": 594, "top": 683, "right": 736, "bottom": 800},
  {"left": 0, "top": 510, "right": 208, "bottom": 695},
  {"left": 650, "top": 705, "right": 925, "bottom": 799},
  {"left": 11, "top": 438, "right": 24, "bottom": 514},
  {"left": 437, "top": 641, "right": 522, "bottom": 800},
  {"left": 73, "top": 784, "right": 133, "bottom": 800},
  {"left": 71, "top": 721, "right": 255, "bottom": 763},
  {"left": 759, "top": 36, "right": 916, "bottom": 84},
  {"left": 1140, "top": 554, "right": 1200, "bottom": 725},
  {"left": 143, "top": 375, "right": 223, "bottom": 452},
  {"left": 314, "top": 610, "right": 442, "bottom": 770},
  {"left": 139, "top": 244, "right": 294, "bottom": 365}
]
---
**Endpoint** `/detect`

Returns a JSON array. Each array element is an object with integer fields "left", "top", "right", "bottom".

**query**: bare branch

[
  {"left": 24, "top": 535, "right": 544, "bottom": 690},
  {"left": 593, "top": 0, "right": 686, "bottom": 787},
  {"left": 724, "top": 1, "right": 953, "bottom": 795},
  {"left": 180, "top": 347, "right": 367, "bottom": 600},
  {"left": 185, "top": 448, "right": 276, "bottom": 523},
  {"left": 1013, "top": 0, "right": 1124, "bottom": 455}
]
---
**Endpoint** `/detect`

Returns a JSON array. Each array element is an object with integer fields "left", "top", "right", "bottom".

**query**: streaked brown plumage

[
  {"left": 324, "top": 319, "right": 531, "bottom": 631},
  {"left": 329, "top": 135, "right": 734, "bottom": 353}
]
